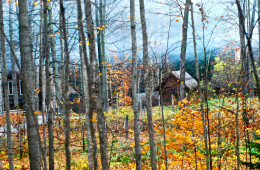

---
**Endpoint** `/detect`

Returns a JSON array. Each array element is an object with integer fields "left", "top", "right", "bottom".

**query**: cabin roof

[{"left": 154, "top": 70, "right": 198, "bottom": 91}]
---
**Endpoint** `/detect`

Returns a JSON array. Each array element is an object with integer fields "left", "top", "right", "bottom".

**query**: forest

[{"left": 0, "top": 0, "right": 260, "bottom": 169}]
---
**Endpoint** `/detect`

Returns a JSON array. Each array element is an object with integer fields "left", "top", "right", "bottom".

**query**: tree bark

[
  {"left": 84, "top": 0, "right": 109, "bottom": 169},
  {"left": 179, "top": 0, "right": 191, "bottom": 100},
  {"left": 130, "top": 0, "right": 142, "bottom": 169},
  {"left": 139, "top": 0, "right": 157, "bottom": 169},
  {"left": 18, "top": 0, "right": 41, "bottom": 168},
  {"left": 60, "top": 0, "right": 71, "bottom": 169},
  {"left": 0, "top": 0, "right": 14, "bottom": 168}
]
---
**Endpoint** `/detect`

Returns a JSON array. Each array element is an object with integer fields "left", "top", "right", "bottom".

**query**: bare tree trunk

[
  {"left": 130, "top": 0, "right": 142, "bottom": 169},
  {"left": 0, "top": 0, "right": 14, "bottom": 168},
  {"left": 235, "top": 91, "right": 240, "bottom": 170},
  {"left": 18, "top": 0, "right": 41, "bottom": 168},
  {"left": 9, "top": 1, "right": 19, "bottom": 109},
  {"left": 76, "top": 0, "right": 94, "bottom": 168},
  {"left": 139, "top": 0, "right": 157, "bottom": 169},
  {"left": 85, "top": 0, "right": 109, "bottom": 169},
  {"left": 43, "top": 0, "right": 54, "bottom": 169},
  {"left": 48, "top": 0, "right": 62, "bottom": 114},
  {"left": 100, "top": 0, "right": 109, "bottom": 111},
  {"left": 38, "top": 5, "right": 47, "bottom": 169},
  {"left": 179, "top": 0, "right": 191, "bottom": 100},
  {"left": 191, "top": 3, "right": 209, "bottom": 170},
  {"left": 60, "top": 0, "right": 71, "bottom": 169}
]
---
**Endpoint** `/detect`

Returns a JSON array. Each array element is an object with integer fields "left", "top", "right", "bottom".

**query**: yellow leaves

[
  {"left": 129, "top": 129, "right": 134, "bottom": 133},
  {"left": 34, "top": 2, "right": 38, "bottom": 5},
  {"left": 127, "top": 16, "right": 131, "bottom": 19},
  {"left": 49, "top": 34, "right": 54, "bottom": 37},
  {"left": 107, "top": 64, "right": 111, "bottom": 67},
  {"left": 178, "top": 101, "right": 181, "bottom": 107},
  {"left": 176, "top": 19, "right": 179, "bottom": 22},
  {"left": 130, "top": 142, "right": 135, "bottom": 148},
  {"left": 125, "top": 58, "right": 128, "bottom": 61},
  {"left": 154, "top": 41, "right": 157, "bottom": 46},
  {"left": 91, "top": 118, "right": 97, "bottom": 122},
  {"left": 256, "top": 130, "right": 260, "bottom": 135},
  {"left": 137, "top": 48, "right": 140, "bottom": 50},
  {"left": 86, "top": 41, "right": 90, "bottom": 45},
  {"left": 182, "top": 98, "right": 189, "bottom": 105},
  {"left": 129, "top": 60, "right": 132, "bottom": 63},
  {"left": 76, "top": 99, "right": 80, "bottom": 103},
  {"left": 126, "top": 53, "right": 129, "bottom": 56},
  {"left": 34, "top": 111, "right": 41, "bottom": 115},
  {"left": 99, "top": 73, "right": 102, "bottom": 76}
]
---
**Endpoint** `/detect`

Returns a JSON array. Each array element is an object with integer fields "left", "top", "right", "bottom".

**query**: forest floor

[{"left": 0, "top": 96, "right": 259, "bottom": 169}]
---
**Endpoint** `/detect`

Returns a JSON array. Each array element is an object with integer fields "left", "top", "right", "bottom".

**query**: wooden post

[
  {"left": 171, "top": 94, "right": 174, "bottom": 113},
  {"left": 19, "top": 124, "right": 22, "bottom": 159},
  {"left": 140, "top": 105, "right": 143, "bottom": 131},
  {"left": 116, "top": 92, "right": 118, "bottom": 110},
  {"left": 125, "top": 115, "right": 128, "bottom": 140}
]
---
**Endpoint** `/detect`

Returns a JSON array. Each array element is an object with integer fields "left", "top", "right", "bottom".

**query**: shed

[{"left": 154, "top": 71, "right": 198, "bottom": 104}]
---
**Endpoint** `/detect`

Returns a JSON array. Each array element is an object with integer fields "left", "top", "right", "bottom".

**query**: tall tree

[
  {"left": 130, "top": 0, "right": 142, "bottom": 169},
  {"left": 76, "top": 0, "right": 95, "bottom": 168},
  {"left": 48, "top": 0, "right": 62, "bottom": 113},
  {"left": 191, "top": 3, "right": 209, "bottom": 170},
  {"left": 0, "top": 0, "right": 14, "bottom": 169},
  {"left": 99, "top": 0, "right": 109, "bottom": 111},
  {"left": 139, "top": 0, "right": 157, "bottom": 169},
  {"left": 43, "top": 0, "right": 54, "bottom": 169},
  {"left": 179, "top": 0, "right": 191, "bottom": 100},
  {"left": 60, "top": 0, "right": 71, "bottom": 169},
  {"left": 18, "top": 0, "right": 41, "bottom": 168},
  {"left": 85, "top": 0, "right": 109, "bottom": 169}
]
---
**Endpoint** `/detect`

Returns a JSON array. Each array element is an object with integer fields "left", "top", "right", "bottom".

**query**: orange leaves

[{"left": 91, "top": 118, "right": 97, "bottom": 122}]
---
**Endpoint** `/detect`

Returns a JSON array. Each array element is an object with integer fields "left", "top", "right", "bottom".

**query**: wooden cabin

[
  {"left": 154, "top": 71, "right": 198, "bottom": 105},
  {"left": 7, "top": 71, "right": 23, "bottom": 109}
]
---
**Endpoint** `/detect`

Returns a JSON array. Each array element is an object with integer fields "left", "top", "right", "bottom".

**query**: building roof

[{"left": 154, "top": 70, "right": 198, "bottom": 91}]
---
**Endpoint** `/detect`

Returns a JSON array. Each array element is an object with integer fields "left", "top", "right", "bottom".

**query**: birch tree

[{"left": 130, "top": 0, "right": 142, "bottom": 169}]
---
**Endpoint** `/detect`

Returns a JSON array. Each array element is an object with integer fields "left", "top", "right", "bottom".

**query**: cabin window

[
  {"left": 8, "top": 81, "right": 13, "bottom": 95},
  {"left": 19, "top": 80, "right": 23, "bottom": 95}
]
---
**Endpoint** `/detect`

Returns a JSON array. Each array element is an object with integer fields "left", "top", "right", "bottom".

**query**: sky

[{"left": 2, "top": 0, "right": 259, "bottom": 68}]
